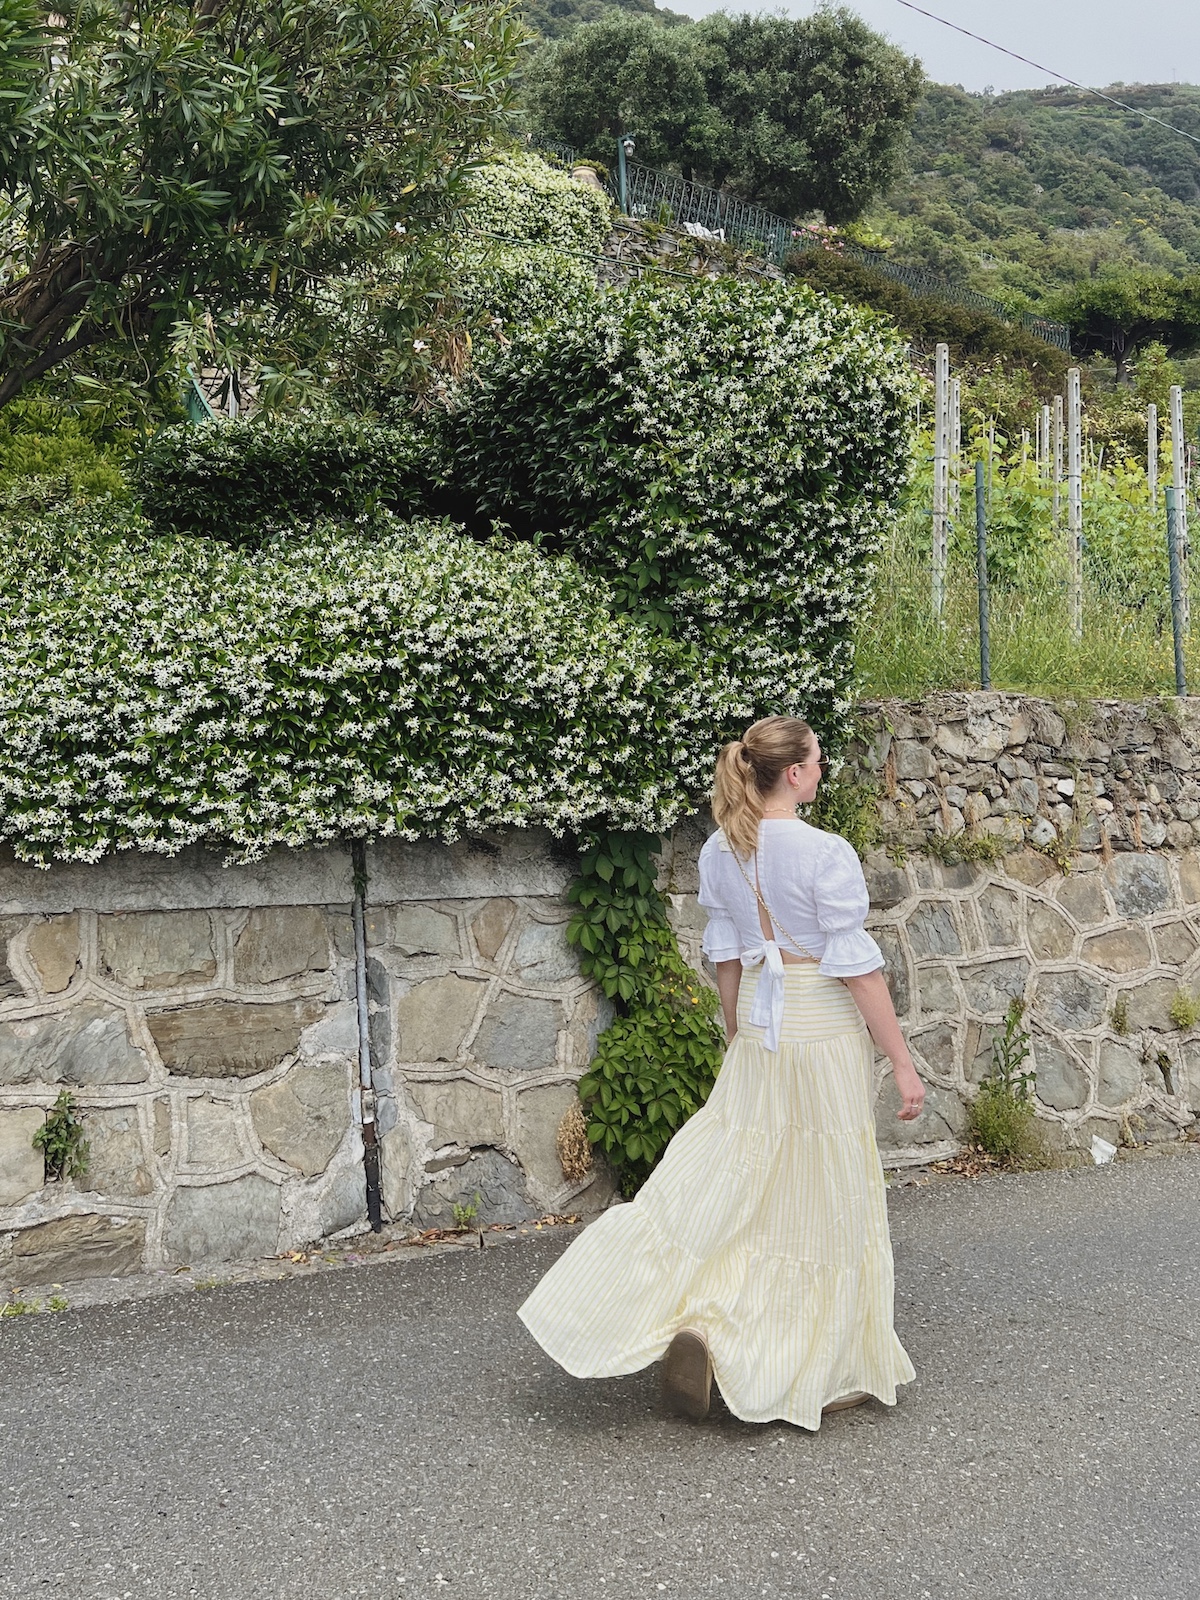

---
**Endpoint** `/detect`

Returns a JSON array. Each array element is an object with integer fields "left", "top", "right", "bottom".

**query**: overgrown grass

[{"left": 857, "top": 504, "right": 1191, "bottom": 701}]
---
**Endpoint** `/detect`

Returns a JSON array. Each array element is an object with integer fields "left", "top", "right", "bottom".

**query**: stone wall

[
  {"left": 6, "top": 690, "right": 1200, "bottom": 1284},
  {"left": 0, "top": 835, "right": 614, "bottom": 1286},
  {"left": 840, "top": 694, "right": 1200, "bottom": 1160}
]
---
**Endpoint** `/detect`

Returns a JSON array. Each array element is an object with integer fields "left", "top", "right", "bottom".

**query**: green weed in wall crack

[
  {"left": 33, "top": 1091, "right": 89, "bottom": 1182},
  {"left": 569, "top": 831, "right": 723, "bottom": 1196}
]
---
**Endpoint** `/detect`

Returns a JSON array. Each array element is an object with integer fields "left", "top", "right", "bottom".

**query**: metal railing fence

[{"left": 614, "top": 158, "right": 1071, "bottom": 353}]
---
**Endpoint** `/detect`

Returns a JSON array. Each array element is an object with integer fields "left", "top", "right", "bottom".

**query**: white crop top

[{"left": 698, "top": 818, "right": 883, "bottom": 1049}]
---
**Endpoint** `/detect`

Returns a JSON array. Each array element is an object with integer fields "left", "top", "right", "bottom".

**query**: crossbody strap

[{"left": 730, "top": 847, "right": 819, "bottom": 963}]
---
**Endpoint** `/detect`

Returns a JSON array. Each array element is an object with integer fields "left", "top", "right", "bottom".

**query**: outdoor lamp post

[{"left": 617, "top": 134, "right": 636, "bottom": 215}]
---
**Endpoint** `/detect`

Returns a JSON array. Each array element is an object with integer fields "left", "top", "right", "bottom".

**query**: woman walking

[{"left": 519, "top": 716, "right": 925, "bottom": 1428}]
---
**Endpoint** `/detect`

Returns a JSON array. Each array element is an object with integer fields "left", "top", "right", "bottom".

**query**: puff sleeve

[
  {"left": 698, "top": 838, "right": 742, "bottom": 963},
  {"left": 814, "top": 836, "right": 885, "bottom": 978}
]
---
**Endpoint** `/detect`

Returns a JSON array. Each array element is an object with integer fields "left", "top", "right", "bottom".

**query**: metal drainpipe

[{"left": 352, "top": 839, "right": 383, "bottom": 1231}]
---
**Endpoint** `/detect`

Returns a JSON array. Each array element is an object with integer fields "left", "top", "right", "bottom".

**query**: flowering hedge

[
  {"left": 0, "top": 512, "right": 733, "bottom": 863},
  {"left": 134, "top": 418, "right": 432, "bottom": 540},
  {"left": 448, "top": 276, "right": 916, "bottom": 735}
]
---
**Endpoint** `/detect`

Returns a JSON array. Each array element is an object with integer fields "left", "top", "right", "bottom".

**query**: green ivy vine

[{"left": 567, "top": 830, "right": 724, "bottom": 1196}]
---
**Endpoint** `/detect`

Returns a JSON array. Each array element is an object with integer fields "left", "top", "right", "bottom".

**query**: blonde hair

[{"left": 712, "top": 716, "right": 814, "bottom": 859}]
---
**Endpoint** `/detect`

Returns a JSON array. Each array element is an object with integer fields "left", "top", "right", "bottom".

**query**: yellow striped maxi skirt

[{"left": 517, "top": 963, "right": 916, "bottom": 1429}]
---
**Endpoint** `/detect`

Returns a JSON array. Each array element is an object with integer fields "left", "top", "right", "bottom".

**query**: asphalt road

[{"left": 3, "top": 1151, "right": 1199, "bottom": 1600}]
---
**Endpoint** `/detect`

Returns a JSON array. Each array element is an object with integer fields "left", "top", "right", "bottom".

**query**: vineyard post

[
  {"left": 1147, "top": 403, "right": 1158, "bottom": 509},
  {"left": 1052, "top": 395, "right": 1063, "bottom": 526},
  {"left": 932, "top": 343, "right": 950, "bottom": 622},
  {"left": 1039, "top": 403, "right": 1050, "bottom": 478},
  {"left": 975, "top": 461, "right": 991, "bottom": 690},
  {"left": 1067, "top": 367, "right": 1083, "bottom": 641},
  {"left": 948, "top": 377, "right": 961, "bottom": 524},
  {"left": 1167, "top": 488, "right": 1188, "bottom": 697},
  {"left": 1170, "top": 385, "right": 1190, "bottom": 626}
]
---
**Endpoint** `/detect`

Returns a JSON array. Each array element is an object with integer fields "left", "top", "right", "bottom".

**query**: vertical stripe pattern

[{"left": 518, "top": 964, "right": 916, "bottom": 1430}]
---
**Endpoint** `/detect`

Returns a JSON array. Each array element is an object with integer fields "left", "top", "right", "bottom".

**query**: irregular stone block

[
  {"left": 98, "top": 910, "right": 216, "bottom": 990},
  {"left": 0, "top": 1003, "right": 150, "bottom": 1086},
  {"left": 1098, "top": 1040, "right": 1143, "bottom": 1107},
  {"left": 318, "top": 1159, "right": 366, "bottom": 1236},
  {"left": 389, "top": 905, "right": 461, "bottom": 960},
  {"left": 380, "top": 1123, "right": 415, "bottom": 1220},
  {"left": 408, "top": 1078, "right": 503, "bottom": 1148},
  {"left": 512, "top": 919, "right": 578, "bottom": 985},
  {"left": 1056, "top": 875, "right": 1109, "bottom": 927},
  {"left": 26, "top": 915, "right": 80, "bottom": 994},
  {"left": 233, "top": 907, "right": 330, "bottom": 985},
  {"left": 1034, "top": 971, "right": 1107, "bottom": 1032},
  {"left": 1003, "top": 849, "right": 1059, "bottom": 888},
  {"left": 1122, "top": 977, "right": 1177, "bottom": 1032},
  {"left": 979, "top": 886, "right": 1020, "bottom": 948},
  {"left": 12, "top": 1213, "right": 145, "bottom": 1282},
  {"left": 0, "top": 1107, "right": 45, "bottom": 1205},
  {"left": 1033, "top": 706, "right": 1067, "bottom": 748},
  {"left": 153, "top": 1097, "right": 172, "bottom": 1157},
  {"left": 1105, "top": 854, "right": 1173, "bottom": 919},
  {"left": 395, "top": 974, "right": 485, "bottom": 1062},
  {"left": 940, "top": 860, "right": 982, "bottom": 891},
  {"left": 959, "top": 958, "right": 1029, "bottom": 1017},
  {"left": 0, "top": 918, "right": 22, "bottom": 1000},
  {"left": 368, "top": 831, "right": 573, "bottom": 903},
  {"left": 471, "top": 898, "right": 517, "bottom": 962},
  {"left": 906, "top": 903, "right": 962, "bottom": 958},
  {"left": 300, "top": 1001, "right": 358, "bottom": 1058},
  {"left": 862, "top": 852, "right": 908, "bottom": 911},
  {"left": 163, "top": 1174, "right": 281, "bottom": 1264},
  {"left": 566, "top": 987, "right": 614, "bottom": 1067},
  {"left": 875, "top": 1077, "right": 965, "bottom": 1142},
  {"left": 1009, "top": 777, "right": 1040, "bottom": 818},
  {"left": 1154, "top": 921, "right": 1199, "bottom": 968},
  {"left": 78, "top": 1106, "right": 153, "bottom": 1197},
  {"left": 186, "top": 1095, "right": 244, "bottom": 1167},
  {"left": 515, "top": 1083, "right": 581, "bottom": 1194},
  {"left": 909, "top": 1023, "right": 958, "bottom": 1081},
  {"left": 874, "top": 926, "right": 910, "bottom": 1017},
  {"left": 892, "top": 740, "right": 937, "bottom": 781},
  {"left": 1082, "top": 928, "right": 1152, "bottom": 974},
  {"left": 411, "top": 1147, "right": 538, "bottom": 1229},
  {"left": 1179, "top": 852, "right": 1200, "bottom": 906},
  {"left": 916, "top": 964, "right": 958, "bottom": 1016},
  {"left": 147, "top": 998, "right": 323, "bottom": 1079},
  {"left": 1031, "top": 1034, "right": 1088, "bottom": 1111},
  {"left": 1027, "top": 902, "right": 1075, "bottom": 960},
  {"left": 473, "top": 993, "right": 562, "bottom": 1075},
  {"left": 251, "top": 1060, "right": 352, "bottom": 1176}
]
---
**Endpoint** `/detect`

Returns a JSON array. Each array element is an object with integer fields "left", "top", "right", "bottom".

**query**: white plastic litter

[{"left": 1091, "top": 1134, "right": 1118, "bottom": 1166}]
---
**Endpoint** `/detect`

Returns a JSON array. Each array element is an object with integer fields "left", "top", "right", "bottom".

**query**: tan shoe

[
  {"left": 662, "top": 1329, "right": 713, "bottom": 1420},
  {"left": 821, "top": 1390, "right": 870, "bottom": 1415}
]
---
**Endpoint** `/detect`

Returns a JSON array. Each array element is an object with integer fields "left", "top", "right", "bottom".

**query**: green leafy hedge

[
  {"left": 134, "top": 418, "right": 433, "bottom": 540},
  {"left": 446, "top": 275, "right": 915, "bottom": 736},
  {"left": 0, "top": 513, "right": 715, "bottom": 862}
]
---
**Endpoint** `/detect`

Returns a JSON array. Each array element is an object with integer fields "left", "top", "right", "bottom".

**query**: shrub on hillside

[
  {"left": 784, "top": 248, "right": 1070, "bottom": 386},
  {"left": 0, "top": 512, "right": 728, "bottom": 863},
  {"left": 134, "top": 419, "right": 434, "bottom": 539},
  {"left": 446, "top": 275, "right": 915, "bottom": 735}
]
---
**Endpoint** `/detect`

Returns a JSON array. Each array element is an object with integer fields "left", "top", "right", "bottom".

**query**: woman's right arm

[
  {"left": 715, "top": 960, "right": 741, "bottom": 1042},
  {"left": 841, "top": 971, "right": 926, "bottom": 1120}
]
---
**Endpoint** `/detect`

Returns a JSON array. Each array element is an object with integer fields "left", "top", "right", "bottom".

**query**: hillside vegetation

[{"left": 864, "top": 82, "right": 1200, "bottom": 309}]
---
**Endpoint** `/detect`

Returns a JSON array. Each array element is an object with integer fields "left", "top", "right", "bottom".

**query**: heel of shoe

[{"left": 662, "top": 1329, "right": 712, "bottom": 1420}]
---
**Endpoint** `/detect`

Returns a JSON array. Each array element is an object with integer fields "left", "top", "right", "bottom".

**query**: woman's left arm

[{"left": 715, "top": 960, "right": 741, "bottom": 1042}]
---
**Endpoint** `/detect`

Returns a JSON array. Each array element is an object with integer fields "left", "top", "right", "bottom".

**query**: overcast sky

[{"left": 672, "top": 0, "right": 1200, "bottom": 95}]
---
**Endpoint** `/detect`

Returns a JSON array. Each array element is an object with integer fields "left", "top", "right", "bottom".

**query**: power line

[{"left": 893, "top": 0, "right": 1200, "bottom": 149}]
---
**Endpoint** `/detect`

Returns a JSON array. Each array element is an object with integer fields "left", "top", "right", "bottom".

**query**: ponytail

[
  {"left": 712, "top": 716, "right": 815, "bottom": 859},
  {"left": 713, "top": 740, "right": 764, "bottom": 860}
]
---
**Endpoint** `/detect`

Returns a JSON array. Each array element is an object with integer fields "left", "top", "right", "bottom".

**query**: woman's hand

[{"left": 892, "top": 1059, "right": 926, "bottom": 1121}]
